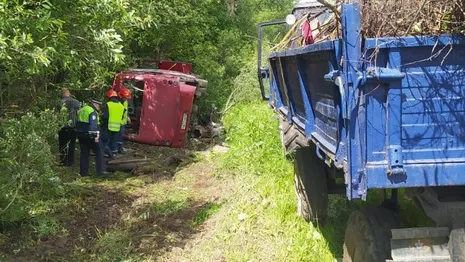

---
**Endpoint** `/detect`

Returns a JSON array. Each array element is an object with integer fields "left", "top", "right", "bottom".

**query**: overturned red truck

[{"left": 112, "top": 60, "right": 207, "bottom": 148}]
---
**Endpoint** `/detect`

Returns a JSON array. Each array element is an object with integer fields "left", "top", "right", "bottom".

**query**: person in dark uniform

[
  {"left": 56, "top": 88, "right": 81, "bottom": 166},
  {"left": 76, "top": 98, "right": 109, "bottom": 176}
]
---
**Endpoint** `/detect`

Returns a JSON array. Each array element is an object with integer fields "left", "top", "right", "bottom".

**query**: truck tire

[
  {"left": 294, "top": 146, "right": 328, "bottom": 223},
  {"left": 343, "top": 207, "right": 400, "bottom": 262},
  {"left": 279, "top": 118, "right": 307, "bottom": 155},
  {"left": 449, "top": 228, "right": 465, "bottom": 262}
]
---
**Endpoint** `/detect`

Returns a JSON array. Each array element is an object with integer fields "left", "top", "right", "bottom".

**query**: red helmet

[
  {"left": 119, "top": 88, "right": 132, "bottom": 99},
  {"left": 106, "top": 89, "right": 118, "bottom": 99}
]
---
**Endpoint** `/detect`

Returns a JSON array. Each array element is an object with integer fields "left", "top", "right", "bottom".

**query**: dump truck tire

[
  {"left": 342, "top": 207, "right": 400, "bottom": 262},
  {"left": 449, "top": 228, "right": 465, "bottom": 262},
  {"left": 280, "top": 118, "right": 307, "bottom": 155},
  {"left": 294, "top": 145, "right": 328, "bottom": 223}
]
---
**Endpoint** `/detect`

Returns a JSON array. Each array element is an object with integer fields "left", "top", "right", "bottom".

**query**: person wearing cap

[
  {"left": 101, "top": 89, "right": 125, "bottom": 158},
  {"left": 75, "top": 98, "right": 109, "bottom": 176},
  {"left": 55, "top": 88, "right": 81, "bottom": 166},
  {"left": 117, "top": 88, "right": 132, "bottom": 154}
]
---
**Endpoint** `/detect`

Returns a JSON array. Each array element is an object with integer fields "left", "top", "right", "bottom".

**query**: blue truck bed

[{"left": 267, "top": 5, "right": 465, "bottom": 200}]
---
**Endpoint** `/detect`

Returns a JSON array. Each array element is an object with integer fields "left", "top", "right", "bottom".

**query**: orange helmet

[
  {"left": 106, "top": 89, "right": 118, "bottom": 99},
  {"left": 119, "top": 88, "right": 132, "bottom": 99}
]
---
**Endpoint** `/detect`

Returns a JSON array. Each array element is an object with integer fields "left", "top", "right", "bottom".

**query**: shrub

[{"left": 0, "top": 110, "right": 65, "bottom": 223}]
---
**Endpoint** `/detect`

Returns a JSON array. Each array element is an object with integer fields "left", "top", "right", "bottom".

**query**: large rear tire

[
  {"left": 294, "top": 146, "right": 328, "bottom": 223},
  {"left": 343, "top": 207, "right": 400, "bottom": 262},
  {"left": 449, "top": 228, "right": 465, "bottom": 262},
  {"left": 279, "top": 118, "right": 307, "bottom": 155}
]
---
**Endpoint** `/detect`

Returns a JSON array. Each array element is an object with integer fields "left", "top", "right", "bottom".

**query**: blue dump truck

[{"left": 257, "top": 2, "right": 465, "bottom": 262}]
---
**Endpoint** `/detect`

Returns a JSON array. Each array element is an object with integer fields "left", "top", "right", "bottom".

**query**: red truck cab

[{"left": 112, "top": 60, "right": 207, "bottom": 148}]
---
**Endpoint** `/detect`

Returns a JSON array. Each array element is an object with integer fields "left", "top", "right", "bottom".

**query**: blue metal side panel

[
  {"left": 269, "top": 40, "right": 335, "bottom": 58},
  {"left": 364, "top": 36, "right": 465, "bottom": 189},
  {"left": 269, "top": 57, "right": 291, "bottom": 120},
  {"left": 269, "top": 73, "right": 283, "bottom": 111},
  {"left": 296, "top": 51, "right": 341, "bottom": 153},
  {"left": 366, "top": 163, "right": 465, "bottom": 188},
  {"left": 268, "top": 41, "right": 341, "bottom": 154},
  {"left": 281, "top": 56, "right": 307, "bottom": 125}
]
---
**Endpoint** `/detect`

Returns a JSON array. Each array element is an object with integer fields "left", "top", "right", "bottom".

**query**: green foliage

[
  {"left": 31, "top": 215, "right": 62, "bottom": 238},
  {"left": 0, "top": 0, "right": 293, "bottom": 114},
  {"left": 0, "top": 110, "right": 65, "bottom": 223}
]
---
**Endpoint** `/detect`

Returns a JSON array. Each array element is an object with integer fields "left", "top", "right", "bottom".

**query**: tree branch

[{"left": 317, "top": 0, "right": 340, "bottom": 19}]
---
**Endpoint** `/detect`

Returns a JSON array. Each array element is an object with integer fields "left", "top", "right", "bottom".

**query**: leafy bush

[{"left": 0, "top": 110, "right": 65, "bottom": 223}]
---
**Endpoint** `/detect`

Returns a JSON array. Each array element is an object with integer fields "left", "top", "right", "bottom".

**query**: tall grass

[{"left": 212, "top": 102, "right": 336, "bottom": 261}]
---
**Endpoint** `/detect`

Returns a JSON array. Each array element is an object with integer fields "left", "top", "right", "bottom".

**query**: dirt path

[{"left": 2, "top": 141, "right": 232, "bottom": 262}]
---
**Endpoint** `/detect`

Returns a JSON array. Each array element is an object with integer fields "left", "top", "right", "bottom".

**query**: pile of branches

[
  {"left": 275, "top": 0, "right": 465, "bottom": 51},
  {"left": 350, "top": 0, "right": 465, "bottom": 37}
]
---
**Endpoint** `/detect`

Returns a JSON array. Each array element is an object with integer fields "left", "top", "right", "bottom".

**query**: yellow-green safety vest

[
  {"left": 107, "top": 101, "right": 125, "bottom": 132},
  {"left": 78, "top": 105, "right": 95, "bottom": 123},
  {"left": 122, "top": 100, "right": 128, "bottom": 124}
]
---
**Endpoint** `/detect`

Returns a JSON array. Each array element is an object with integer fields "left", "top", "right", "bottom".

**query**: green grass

[
  {"left": 185, "top": 100, "right": 431, "bottom": 261},
  {"left": 172, "top": 101, "right": 340, "bottom": 261},
  {"left": 152, "top": 198, "right": 189, "bottom": 216},
  {"left": 94, "top": 229, "right": 133, "bottom": 262},
  {"left": 219, "top": 102, "right": 337, "bottom": 261},
  {"left": 191, "top": 202, "right": 222, "bottom": 227}
]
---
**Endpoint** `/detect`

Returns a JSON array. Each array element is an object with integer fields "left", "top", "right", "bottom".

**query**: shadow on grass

[
  {"left": 125, "top": 198, "right": 221, "bottom": 257},
  {"left": 317, "top": 196, "right": 358, "bottom": 258},
  {"left": 1, "top": 183, "right": 136, "bottom": 262},
  {"left": 1, "top": 139, "right": 226, "bottom": 261},
  {"left": 316, "top": 190, "right": 434, "bottom": 259}
]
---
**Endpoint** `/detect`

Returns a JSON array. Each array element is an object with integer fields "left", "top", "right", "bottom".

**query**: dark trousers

[
  {"left": 102, "top": 129, "right": 119, "bottom": 157},
  {"left": 78, "top": 135, "right": 104, "bottom": 176},
  {"left": 58, "top": 127, "right": 76, "bottom": 166},
  {"left": 117, "top": 125, "right": 125, "bottom": 153}
]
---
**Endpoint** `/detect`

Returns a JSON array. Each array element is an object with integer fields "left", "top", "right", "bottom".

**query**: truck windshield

[{"left": 122, "top": 79, "right": 144, "bottom": 117}]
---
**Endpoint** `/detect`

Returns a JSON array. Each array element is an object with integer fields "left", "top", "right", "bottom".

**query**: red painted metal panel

[
  {"left": 113, "top": 61, "right": 198, "bottom": 148},
  {"left": 135, "top": 60, "right": 193, "bottom": 74}
]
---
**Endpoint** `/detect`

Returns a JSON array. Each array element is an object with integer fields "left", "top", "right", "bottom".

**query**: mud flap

[{"left": 390, "top": 227, "right": 452, "bottom": 261}]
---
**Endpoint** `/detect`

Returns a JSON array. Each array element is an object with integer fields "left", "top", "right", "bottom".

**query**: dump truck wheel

[
  {"left": 343, "top": 207, "right": 400, "bottom": 262},
  {"left": 279, "top": 118, "right": 307, "bottom": 155},
  {"left": 449, "top": 228, "right": 465, "bottom": 262},
  {"left": 294, "top": 145, "right": 328, "bottom": 223}
]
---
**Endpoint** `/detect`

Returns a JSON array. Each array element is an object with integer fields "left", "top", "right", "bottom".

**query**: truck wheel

[
  {"left": 449, "top": 228, "right": 465, "bottom": 262},
  {"left": 343, "top": 207, "right": 400, "bottom": 262},
  {"left": 294, "top": 146, "right": 328, "bottom": 223},
  {"left": 279, "top": 118, "right": 307, "bottom": 155}
]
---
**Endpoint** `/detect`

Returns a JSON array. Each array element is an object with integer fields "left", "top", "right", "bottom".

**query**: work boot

[{"left": 97, "top": 171, "right": 111, "bottom": 176}]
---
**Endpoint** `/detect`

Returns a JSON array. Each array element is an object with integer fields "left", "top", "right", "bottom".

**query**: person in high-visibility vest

[
  {"left": 117, "top": 87, "right": 132, "bottom": 154},
  {"left": 101, "top": 89, "right": 125, "bottom": 158},
  {"left": 76, "top": 98, "right": 109, "bottom": 176}
]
